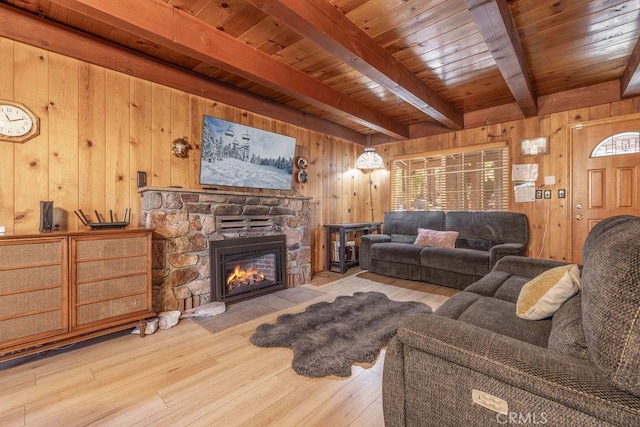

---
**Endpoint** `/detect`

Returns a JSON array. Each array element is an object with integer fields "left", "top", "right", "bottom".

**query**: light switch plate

[{"left": 137, "top": 171, "right": 147, "bottom": 187}]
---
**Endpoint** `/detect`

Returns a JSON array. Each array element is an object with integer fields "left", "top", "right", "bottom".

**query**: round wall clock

[{"left": 0, "top": 100, "right": 40, "bottom": 143}]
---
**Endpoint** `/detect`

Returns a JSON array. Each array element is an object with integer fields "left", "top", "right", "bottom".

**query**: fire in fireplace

[
  {"left": 226, "top": 264, "right": 266, "bottom": 288},
  {"left": 210, "top": 235, "right": 287, "bottom": 303}
]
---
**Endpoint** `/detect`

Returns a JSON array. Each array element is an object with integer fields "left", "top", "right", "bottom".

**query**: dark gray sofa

[
  {"left": 359, "top": 210, "right": 529, "bottom": 289},
  {"left": 383, "top": 215, "right": 640, "bottom": 426}
]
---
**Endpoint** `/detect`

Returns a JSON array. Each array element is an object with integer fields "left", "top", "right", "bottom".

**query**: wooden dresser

[{"left": 0, "top": 228, "right": 155, "bottom": 362}]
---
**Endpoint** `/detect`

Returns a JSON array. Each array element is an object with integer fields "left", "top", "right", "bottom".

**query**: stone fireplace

[{"left": 139, "top": 187, "right": 311, "bottom": 313}]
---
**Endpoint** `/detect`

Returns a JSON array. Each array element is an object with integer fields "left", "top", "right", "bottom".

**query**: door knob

[
  {"left": 575, "top": 214, "right": 584, "bottom": 221},
  {"left": 576, "top": 203, "right": 583, "bottom": 209}
]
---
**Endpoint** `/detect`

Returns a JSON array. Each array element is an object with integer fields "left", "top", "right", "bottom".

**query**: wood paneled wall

[
  {"left": 2, "top": 36, "right": 640, "bottom": 274},
  {"left": 0, "top": 37, "right": 369, "bottom": 274}
]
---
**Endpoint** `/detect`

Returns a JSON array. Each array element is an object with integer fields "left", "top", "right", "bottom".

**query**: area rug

[{"left": 249, "top": 291, "right": 432, "bottom": 377}]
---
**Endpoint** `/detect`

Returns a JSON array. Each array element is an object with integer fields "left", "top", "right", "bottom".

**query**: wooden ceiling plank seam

[
  {"left": 388, "top": 21, "right": 481, "bottom": 60},
  {"left": 524, "top": 27, "right": 640, "bottom": 66},
  {"left": 212, "top": 4, "right": 268, "bottom": 38},
  {"left": 350, "top": 0, "right": 447, "bottom": 40},
  {"left": 189, "top": 0, "right": 246, "bottom": 28},
  {"left": 166, "top": 0, "right": 213, "bottom": 17},
  {"left": 333, "top": 0, "right": 370, "bottom": 15},
  {"left": 620, "top": 34, "right": 640, "bottom": 98},
  {"left": 239, "top": 14, "right": 295, "bottom": 52},
  {"left": 520, "top": 15, "right": 640, "bottom": 57},
  {"left": 244, "top": 0, "right": 464, "bottom": 130},
  {"left": 0, "top": 3, "right": 366, "bottom": 145},
  {"left": 414, "top": 52, "right": 497, "bottom": 83},
  {"left": 401, "top": 36, "right": 488, "bottom": 68},
  {"left": 383, "top": 11, "right": 476, "bottom": 57},
  {"left": 389, "top": 9, "right": 474, "bottom": 49},
  {"left": 513, "top": 0, "right": 633, "bottom": 41},
  {"left": 465, "top": 0, "right": 537, "bottom": 117},
  {"left": 48, "top": 0, "right": 409, "bottom": 139},
  {"left": 371, "top": 1, "right": 468, "bottom": 49}
]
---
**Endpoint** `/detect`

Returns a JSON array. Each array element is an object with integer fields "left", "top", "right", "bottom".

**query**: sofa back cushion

[
  {"left": 581, "top": 215, "right": 640, "bottom": 396},
  {"left": 548, "top": 293, "right": 589, "bottom": 360},
  {"left": 445, "top": 211, "right": 529, "bottom": 244},
  {"left": 383, "top": 211, "right": 445, "bottom": 242},
  {"left": 455, "top": 238, "right": 500, "bottom": 251}
]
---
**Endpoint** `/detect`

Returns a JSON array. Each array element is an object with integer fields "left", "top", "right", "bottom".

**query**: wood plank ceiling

[{"left": 1, "top": 0, "right": 640, "bottom": 144}]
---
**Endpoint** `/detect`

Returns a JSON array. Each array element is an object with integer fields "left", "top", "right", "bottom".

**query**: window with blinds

[{"left": 390, "top": 144, "right": 508, "bottom": 212}]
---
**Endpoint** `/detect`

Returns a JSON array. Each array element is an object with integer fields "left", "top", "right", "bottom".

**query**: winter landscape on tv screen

[{"left": 199, "top": 115, "right": 297, "bottom": 191}]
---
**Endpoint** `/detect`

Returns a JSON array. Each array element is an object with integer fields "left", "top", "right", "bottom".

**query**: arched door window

[{"left": 591, "top": 131, "right": 640, "bottom": 157}]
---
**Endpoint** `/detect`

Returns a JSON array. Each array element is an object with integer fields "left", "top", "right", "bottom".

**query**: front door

[{"left": 571, "top": 116, "right": 640, "bottom": 263}]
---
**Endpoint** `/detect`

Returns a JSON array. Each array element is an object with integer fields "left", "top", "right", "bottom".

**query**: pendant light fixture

[{"left": 355, "top": 131, "right": 384, "bottom": 170}]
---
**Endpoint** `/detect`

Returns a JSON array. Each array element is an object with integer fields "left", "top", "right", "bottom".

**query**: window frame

[{"left": 591, "top": 131, "right": 640, "bottom": 157}]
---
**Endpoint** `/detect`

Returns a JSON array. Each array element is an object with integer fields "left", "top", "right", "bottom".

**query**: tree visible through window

[{"left": 390, "top": 143, "right": 508, "bottom": 211}]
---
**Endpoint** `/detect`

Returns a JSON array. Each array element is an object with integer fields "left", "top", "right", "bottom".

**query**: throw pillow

[
  {"left": 516, "top": 264, "right": 581, "bottom": 320},
  {"left": 413, "top": 228, "right": 459, "bottom": 248}
]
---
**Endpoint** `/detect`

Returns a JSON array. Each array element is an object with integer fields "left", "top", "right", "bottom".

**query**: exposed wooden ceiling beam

[
  {"left": 46, "top": 0, "right": 410, "bottom": 140},
  {"left": 0, "top": 4, "right": 365, "bottom": 144},
  {"left": 245, "top": 0, "right": 464, "bottom": 131},
  {"left": 465, "top": 0, "right": 537, "bottom": 117},
  {"left": 621, "top": 36, "right": 640, "bottom": 98}
]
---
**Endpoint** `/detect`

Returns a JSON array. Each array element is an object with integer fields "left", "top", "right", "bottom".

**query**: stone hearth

[{"left": 139, "top": 187, "right": 311, "bottom": 312}]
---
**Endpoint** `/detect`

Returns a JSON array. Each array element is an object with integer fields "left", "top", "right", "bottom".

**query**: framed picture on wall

[{"left": 519, "top": 136, "right": 549, "bottom": 157}]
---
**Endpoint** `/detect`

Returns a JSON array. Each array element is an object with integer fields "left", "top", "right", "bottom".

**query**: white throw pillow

[
  {"left": 516, "top": 264, "right": 581, "bottom": 320},
  {"left": 413, "top": 228, "right": 459, "bottom": 248}
]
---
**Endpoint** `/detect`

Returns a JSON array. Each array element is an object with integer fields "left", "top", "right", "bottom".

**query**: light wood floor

[{"left": 0, "top": 270, "right": 457, "bottom": 427}]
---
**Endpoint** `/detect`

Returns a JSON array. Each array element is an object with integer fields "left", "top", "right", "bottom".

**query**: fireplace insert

[{"left": 210, "top": 235, "right": 287, "bottom": 303}]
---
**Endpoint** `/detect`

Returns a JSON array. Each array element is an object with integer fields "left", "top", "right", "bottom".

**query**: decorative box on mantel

[{"left": 139, "top": 187, "right": 312, "bottom": 313}]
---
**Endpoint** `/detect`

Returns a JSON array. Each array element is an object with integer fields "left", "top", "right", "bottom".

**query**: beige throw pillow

[
  {"left": 413, "top": 228, "right": 459, "bottom": 248},
  {"left": 516, "top": 264, "right": 581, "bottom": 320}
]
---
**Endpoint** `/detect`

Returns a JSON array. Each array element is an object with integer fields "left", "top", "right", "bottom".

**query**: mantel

[{"left": 138, "top": 186, "right": 311, "bottom": 201}]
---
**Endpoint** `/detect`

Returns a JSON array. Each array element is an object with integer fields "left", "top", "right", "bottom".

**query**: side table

[{"left": 324, "top": 222, "right": 382, "bottom": 273}]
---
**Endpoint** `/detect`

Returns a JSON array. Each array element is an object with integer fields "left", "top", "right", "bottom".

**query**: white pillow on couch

[
  {"left": 516, "top": 264, "right": 581, "bottom": 320},
  {"left": 413, "top": 228, "right": 459, "bottom": 248}
]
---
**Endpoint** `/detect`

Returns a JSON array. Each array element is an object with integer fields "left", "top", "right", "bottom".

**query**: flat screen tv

[{"left": 199, "top": 115, "right": 297, "bottom": 191}]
